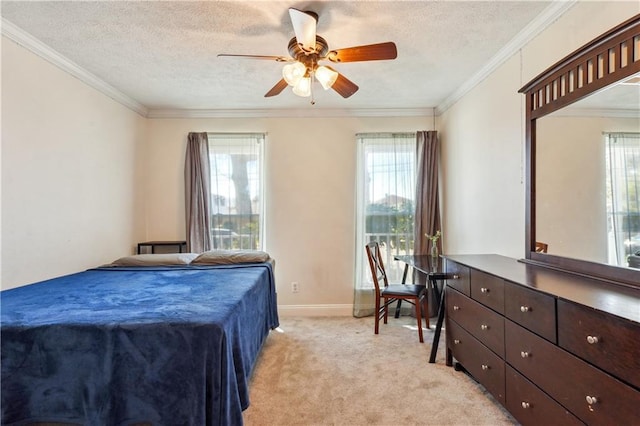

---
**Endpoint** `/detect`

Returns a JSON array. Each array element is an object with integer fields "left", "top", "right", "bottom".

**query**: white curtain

[
  {"left": 353, "top": 133, "right": 416, "bottom": 317},
  {"left": 605, "top": 132, "right": 640, "bottom": 266}
]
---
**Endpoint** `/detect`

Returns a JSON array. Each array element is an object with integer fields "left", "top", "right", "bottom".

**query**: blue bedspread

[{"left": 1, "top": 263, "right": 279, "bottom": 426}]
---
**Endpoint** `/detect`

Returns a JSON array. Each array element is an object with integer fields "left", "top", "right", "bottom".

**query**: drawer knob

[
  {"left": 586, "top": 335, "right": 599, "bottom": 344},
  {"left": 481, "top": 364, "right": 489, "bottom": 370},
  {"left": 521, "top": 402, "right": 530, "bottom": 409},
  {"left": 480, "top": 287, "right": 489, "bottom": 293},
  {"left": 480, "top": 324, "right": 489, "bottom": 330},
  {"left": 454, "top": 339, "right": 461, "bottom": 345},
  {"left": 586, "top": 395, "right": 598, "bottom": 405},
  {"left": 520, "top": 351, "right": 530, "bottom": 358},
  {"left": 520, "top": 306, "right": 530, "bottom": 313},
  {"left": 453, "top": 305, "right": 460, "bottom": 311}
]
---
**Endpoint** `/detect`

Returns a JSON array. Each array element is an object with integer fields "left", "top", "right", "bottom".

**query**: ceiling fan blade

[
  {"left": 265, "top": 79, "right": 289, "bottom": 97},
  {"left": 327, "top": 42, "right": 398, "bottom": 63},
  {"left": 218, "top": 54, "right": 290, "bottom": 62},
  {"left": 325, "top": 67, "right": 359, "bottom": 98},
  {"left": 289, "top": 8, "right": 317, "bottom": 52}
]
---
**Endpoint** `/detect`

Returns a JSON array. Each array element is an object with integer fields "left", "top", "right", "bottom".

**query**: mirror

[
  {"left": 535, "top": 78, "right": 640, "bottom": 269},
  {"left": 521, "top": 14, "right": 640, "bottom": 286}
]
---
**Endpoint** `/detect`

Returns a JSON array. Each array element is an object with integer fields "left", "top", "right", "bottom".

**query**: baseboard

[{"left": 277, "top": 304, "right": 353, "bottom": 317}]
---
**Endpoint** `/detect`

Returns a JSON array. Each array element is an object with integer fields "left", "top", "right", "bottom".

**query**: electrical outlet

[{"left": 291, "top": 282, "right": 300, "bottom": 293}]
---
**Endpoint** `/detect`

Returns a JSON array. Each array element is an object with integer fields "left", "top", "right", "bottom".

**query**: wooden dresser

[{"left": 443, "top": 254, "right": 640, "bottom": 425}]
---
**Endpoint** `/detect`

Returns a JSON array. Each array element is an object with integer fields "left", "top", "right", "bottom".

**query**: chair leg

[
  {"left": 374, "top": 297, "right": 381, "bottom": 335},
  {"left": 414, "top": 296, "right": 424, "bottom": 343},
  {"left": 383, "top": 297, "right": 389, "bottom": 324},
  {"left": 424, "top": 296, "right": 430, "bottom": 329}
]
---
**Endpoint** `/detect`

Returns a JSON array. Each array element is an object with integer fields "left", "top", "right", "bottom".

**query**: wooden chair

[
  {"left": 535, "top": 242, "right": 548, "bottom": 253},
  {"left": 365, "top": 241, "right": 427, "bottom": 343}
]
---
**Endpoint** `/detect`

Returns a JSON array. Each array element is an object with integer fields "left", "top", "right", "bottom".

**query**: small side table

[{"left": 137, "top": 240, "right": 187, "bottom": 254}]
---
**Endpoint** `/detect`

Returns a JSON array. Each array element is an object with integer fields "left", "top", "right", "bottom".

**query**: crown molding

[
  {"left": 2, "top": 18, "right": 149, "bottom": 117},
  {"left": 146, "top": 107, "right": 434, "bottom": 119},
  {"left": 435, "top": 0, "right": 577, "bottom": 115}
]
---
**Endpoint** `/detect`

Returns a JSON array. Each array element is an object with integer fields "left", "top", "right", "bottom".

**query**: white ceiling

[{"left": 1, "top": 1, "right": 570, "bottom": 117}]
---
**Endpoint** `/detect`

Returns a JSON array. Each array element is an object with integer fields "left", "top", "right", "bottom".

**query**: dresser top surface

[{"left": 443, "top": 254, "right": 640, "bottom": 324}]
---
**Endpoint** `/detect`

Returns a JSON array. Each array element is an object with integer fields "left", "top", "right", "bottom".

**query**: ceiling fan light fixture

[
  {"left": 283, "top": 62, "right": 306, "bottom": 86},
  {"left": 292, "top": 77, "right": 312, "bottom": 97},
  {"left": 315, "top": 66, "right": 339, "bottom": 90},
  {"left": 220, "top": 8, "right": 398, "bottom": 102}
]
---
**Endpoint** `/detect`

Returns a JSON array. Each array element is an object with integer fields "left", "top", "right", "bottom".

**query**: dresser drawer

[
  {"left": 470, "top": 269, "right": 505, "bottom": 314},
  {"left": 445, "top": 260, "right": 470, "bottom": 296},
  {"left": 447, "top": 287, "right": 505, "bottom": 357},
  {"left": 447, "top": 319, "right": 505, "bottom": 404},
  {"left": 504, "top": 281, "right": 556, "bottom": 343},
  {"left": 506, "top": 365, "right": 583, "bottom": 426},
  {"left": 505, "top": 319, "right": 640, "bottom": 425},
  {"left": 558, "top": 299, "right": 640, "bottom": 390}
]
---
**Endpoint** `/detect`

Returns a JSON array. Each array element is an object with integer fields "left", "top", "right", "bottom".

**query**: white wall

[
  {"left": 439, "top": 53, "right": 524, "bottom": 257},
  {"left": 1, "top": 37, "right": 147, "bottom": 289},
  {"left": 438, "top": 1, "right": 639, "bottom": 259},
  {"left": 146, "top": 116, "right": 430, "bottom": 314}
]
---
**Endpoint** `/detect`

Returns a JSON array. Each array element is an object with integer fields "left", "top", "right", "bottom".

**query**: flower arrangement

[{"left": 425, "top": 230, "right": 441, "bottom": 245}]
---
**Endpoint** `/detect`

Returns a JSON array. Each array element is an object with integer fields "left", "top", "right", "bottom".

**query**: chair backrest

[
  {"left": 365, "top": 242, "right": 389, "bottom": 295},
  {"left": 535, "top": 242, "right": 548, "bottom": 253}
]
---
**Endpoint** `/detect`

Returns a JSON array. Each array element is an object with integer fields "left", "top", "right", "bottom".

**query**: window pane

[{"left": 208, "top": 133, "right": 264, "bottom": 250}]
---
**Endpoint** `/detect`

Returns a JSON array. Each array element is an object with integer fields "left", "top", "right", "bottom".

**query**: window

[
  {"left": 208, "top": 133, "right": 265, "bottom": 250},
  {"left": 605, "top": 132, "right": 640, "bottom": 266},
  {"left": 355, "top": 133, "right": 416, "bottom": 297}
]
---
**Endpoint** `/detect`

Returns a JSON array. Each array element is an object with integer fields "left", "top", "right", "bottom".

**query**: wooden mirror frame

[{"left": 519, "top": 14, "right": 640, "bottom": 288}]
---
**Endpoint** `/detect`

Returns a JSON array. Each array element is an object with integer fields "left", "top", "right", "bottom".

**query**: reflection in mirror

[
  {"left": 536, "top": 74, "right": 640, "bottom": 269},
  {"left": 606, "top": 131, "right": 640, "bottom": 268}
]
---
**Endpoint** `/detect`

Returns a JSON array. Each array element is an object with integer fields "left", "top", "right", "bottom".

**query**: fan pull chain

[{"left": 310, "top": 73, "right": 316, "bottom": 105}]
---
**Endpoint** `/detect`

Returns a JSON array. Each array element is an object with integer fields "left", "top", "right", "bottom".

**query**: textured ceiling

[{"left": 1, "top": 1, "right": 556, "bottom": 114}]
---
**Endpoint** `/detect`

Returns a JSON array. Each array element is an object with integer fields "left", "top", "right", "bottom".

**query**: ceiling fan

[{"left": 218, "top": 8, "right": 398, "bottom": 104}]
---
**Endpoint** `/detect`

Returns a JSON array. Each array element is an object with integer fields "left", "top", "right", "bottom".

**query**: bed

[{"left": 1, "top": 251, "right": 279, "bottom": 425}]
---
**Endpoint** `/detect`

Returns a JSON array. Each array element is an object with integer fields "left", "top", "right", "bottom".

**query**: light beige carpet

[{"left": 243, "top": 316, "right": 517, "bottom": 426}]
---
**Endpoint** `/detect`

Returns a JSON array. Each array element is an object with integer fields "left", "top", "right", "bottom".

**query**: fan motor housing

[{"left": 288, "top": 35, "right": 329, "bottom": 66}]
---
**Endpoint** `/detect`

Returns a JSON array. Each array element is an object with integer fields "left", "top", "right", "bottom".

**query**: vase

[{"left": 430, "top": 243, "right": 439, "bottom": 271}]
